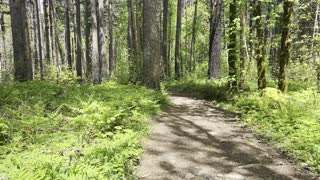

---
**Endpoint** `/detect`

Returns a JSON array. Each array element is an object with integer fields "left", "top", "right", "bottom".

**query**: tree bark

[
  {"left": 255, "top": 0, "right": 267, "bottom": 90},
  {"left": 98, "top": 0, "right": 108, "bottom": 80},
  {"left": 189, "top": 0, "right": 198, "bottom": 73},
  {"left": 44, "top": 0, "right": 50, "bottom": 64},
  {"left": 65, "top": 0, "right": 72, "bottom": 69},
  {"left": 35, "top": 0, "right": 43, "bottom": 79},
  {"left": 174, "top": 0, "right": 182, "bottom": 79},
  {"left": 278, "top": 0, "right": 294, "bottom": 92},
  {"left": 9, "top": 0, "right": 33, "bottom": 81},
  {"left": 228, "top": 0, "right": 238, "bottom": 90},
  {"left": 143, "top": 0, "right": 161, "bottom": 89},
  {"left": 108, "top": 0, "right": 114, "bottom": 76},
  {"left": 91, "top": 0, "right": 101, "bottom": 83},
  {"left": 208, "top": 0, "right": 222, "bottom": 80},
  {"left": 162, "top": 0, "right": 169, "bottom": 77},
  {"left": 75, "top": 0, "right": 82, "bottom": 78},
  {"left": 85, "top": 0, "right": 92, "bottom": 79}
]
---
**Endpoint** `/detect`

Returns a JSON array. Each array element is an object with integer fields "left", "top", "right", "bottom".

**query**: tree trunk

[
  {"left": 35, "top": 0, "right": 43, "bottom": 79},
  {"left": 208, "top": 0, "right": 222, "bottom": 80},
  {"left": 174, "top": 0, "right": 182, "bottom": 79},
  {"left": 108, "top": 0, "right": 114, "bottom": 76},
  {"left": 32, "top": 3, "right": 39, "bottom": 77},
  {"left": 162, "top": 0, "right": 169, "bottom": 77},
  {"left": 9, "top": 0, "right": 33, "bottom": 81},
  {"left": 189, "top": 0, "right": 198, "bottom": 73},
  {"left": 228, "top": 0, "right": 238, "bottom": 90},
  {"left": 75, "top": 0, "right": 82, "bottom": 78},
  {"left": 239, "top": 1, "right": 247, "bottom": 90},
  {"left": 44, "top": 0, "right": 50, "bottom": 64},
  {"left": 128, "top": 0, "right": 139, "bottom": 83},
  {"left": 85, "top": 0, "right": 92, "bottom": 79},
  {"left": 91, "top": 0, "right": 101, "bottom": 83},
  {"left": 278, "top": 0, "right": 294, "bottom": 92},
  {"left": 255, "top": 0, "right": 267, "bottom": 90},
  {"left": 98, "top": 0, "right": 108, "bottom": 80},
  {"left": 143, "top": 0, "right": 161, "bottom": 89},
  {"left": 65, "top": 0, "right": 72, "bottom": 69}
]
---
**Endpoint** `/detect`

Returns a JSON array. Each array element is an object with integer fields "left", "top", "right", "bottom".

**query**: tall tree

[
  {"left": 98, "top": 0, "right": 108, "bottom": 80},
  {"left": 65, "top": 0, "right": 72, "bottom": 69},
  {"left": 228, "top": 0, "right": 238, "bottom": 90},
  {"left": 75, "top": 0, "right": 82, "bottom": 78},
  {"left": 143, "top": 0, "right": 161, "bottom": 89},
  {"left": 92, "top": 0, "right": 101, "bottom": 83},
  {"left": 108, "top": 0, "right": 114, "bottom": 76},
  {"left": 174, "top": 0, "right": 182, "bottom": 79},
  {"left": 208, "top": 0, "right": 222, "bottom": 79},
  {"left": 9, "top": 0, "right": 33, "bottom": 81},
  {"left": 35, "top": 0, "right": 43, "bottom": 79},
  {"left": 278, "top": 0, "right": 294, "bottom": 92},
  {"left": 85, "top": 0, "right": 92, "bottom": 79},
  {"left": 128, "top": 0, "right": 139, "bottom": 83},
  {"left": 189, "top": 0, "right": 198, "bottom": 73},
  {"left": 43, "top": 0, "right": 50, "bottom": 64},
  {"left": 255, "top": 0, "right": 267, "bottom": 89},
  {"left": 162, "top": 0, "right": 169, "bottom": 77}
]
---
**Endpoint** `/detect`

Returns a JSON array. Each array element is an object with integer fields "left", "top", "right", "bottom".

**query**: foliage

[
  {"left": 165, "top": 78, "right": 230, "bottom": 101},
  {"left": 0, "top": 81, "right": 168, "bottom": 179}
]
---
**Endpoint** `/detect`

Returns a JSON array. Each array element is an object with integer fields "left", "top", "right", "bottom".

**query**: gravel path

[{"left": 136, "top": 96, "right": 317, "bottom": 180}]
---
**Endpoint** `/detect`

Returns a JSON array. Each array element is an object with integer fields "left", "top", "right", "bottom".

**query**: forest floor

[{"left": 137, "top": 95, "right": 317, "bottom": 180}]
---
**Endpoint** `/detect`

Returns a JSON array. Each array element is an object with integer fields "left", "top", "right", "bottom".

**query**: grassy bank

[
  {"left": 0, "top": 81, "right": 167, "bottom": 179},
  {"left": 166, "top": 79, "right": 320, "bottom": 173}
]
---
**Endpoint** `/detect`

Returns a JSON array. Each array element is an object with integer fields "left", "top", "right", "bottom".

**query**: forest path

[{"left": 136, "top": 95, "right": 316, "bottom": 180}]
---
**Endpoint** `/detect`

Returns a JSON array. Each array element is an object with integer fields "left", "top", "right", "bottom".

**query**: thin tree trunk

[
  {"left": 189, "top": 0, "right": 198, "bottom": 73},
  {"left": 65, "top": 0, "right": 72, "bottom": 69},
  {"left": 174, "top": 0, "right": 182, "bottom": 79},
  {"left": 108, "top": 0, "right": 114, "bottom": 76},
  {"left": 44, "top": 0, "right": 50, "bottom": 64},
  {"left": 162, "top": 0, "right": 169, "bottom": 77},
  {"left": 128, "top": 0, "right": 138, "bottom": 83},
  {"left": 75, "top": 0, "right": 82, "bottom": 78},
  {"left": 35, "top": 0, "right": 43, "bottom": 79},
  {"left": 85, "top": 0, "right": 92, "bottom": 79},
  {"left": 239, "top": 1, "right": 247, "bottom": 90},
  {"left": 32, "top": 3, "right": 39, "bottom": 77}
]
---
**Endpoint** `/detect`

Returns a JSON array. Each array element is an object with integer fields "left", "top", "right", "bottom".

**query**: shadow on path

[{"left": 137, "top": 96, "right": 315, "bottom": 180}]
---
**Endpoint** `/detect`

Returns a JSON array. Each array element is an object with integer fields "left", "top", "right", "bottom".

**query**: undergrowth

[
  {"left": 166, "top": 79, "right": 320, "bottom": 174},
  {"left": 0, "top": 81, "right": 167, "bottom": 179}
]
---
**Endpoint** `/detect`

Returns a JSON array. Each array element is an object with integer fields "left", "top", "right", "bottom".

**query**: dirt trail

[{"left": 136, "top": 96, "right": 317, "bottom": 180}]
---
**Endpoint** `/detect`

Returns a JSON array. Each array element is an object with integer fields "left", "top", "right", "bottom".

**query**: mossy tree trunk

[{"left": 278, "top": 0, "right": 294, "bottom": 92}]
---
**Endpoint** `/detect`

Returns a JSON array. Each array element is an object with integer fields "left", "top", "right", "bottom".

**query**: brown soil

[{"left": 136, "top": 96, "right": 318, "bottom": 180}]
